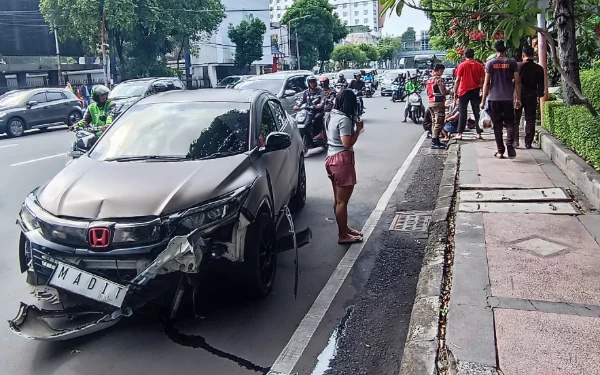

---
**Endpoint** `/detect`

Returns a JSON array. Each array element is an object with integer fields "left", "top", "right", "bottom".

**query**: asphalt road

[{"left": 0, "top": 94, "right": 435, "bottom": 375}]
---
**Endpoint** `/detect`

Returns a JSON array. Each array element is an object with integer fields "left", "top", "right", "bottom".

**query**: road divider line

[
  {"left": 10, "top": 153, "right": 68, "bottom": 167},
  {"left": 268, "top": 131, "right": 428, "bottom": 375},
  {"left": 0, "top": 144, "right": 18, "bottom": 149}
]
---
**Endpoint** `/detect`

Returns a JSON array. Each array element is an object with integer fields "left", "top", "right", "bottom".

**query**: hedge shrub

[
  {"left": 542, "top": 101, "right": 600, "bottom": 168},
  {"left": 581, "top": 68, "right": 600, "bottom": 110}
]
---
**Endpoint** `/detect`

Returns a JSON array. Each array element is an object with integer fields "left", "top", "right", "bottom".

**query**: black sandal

[{"left": 494, "top": 152, "right": 505, "bottom": 159}]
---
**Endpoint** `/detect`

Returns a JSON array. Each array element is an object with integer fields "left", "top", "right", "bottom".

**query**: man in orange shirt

[{"left": 454, "top": 48, "right": 485, "bottom": 140}]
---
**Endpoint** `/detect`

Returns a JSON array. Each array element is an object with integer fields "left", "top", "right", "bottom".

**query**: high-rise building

[
  {"left": 420, "top": 30, "right": 430, "bottom": 50},
  {"left": 269, "top": 0, "right": 384, "bottom": 35}
]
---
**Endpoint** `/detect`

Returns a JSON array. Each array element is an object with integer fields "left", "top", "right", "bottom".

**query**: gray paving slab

[
  {"left": 488, "top": 296, "right": 600, "bottom": 318},
  {"left": 451, "top": 255, "right": 491, "bottom": 307},
  {"left": 446, "top": 304, "right": 497, "bottom": 367},
  {"left": 459, "top": 188, "right": 570, "bottom": 202},
  {"left": 459, "top": 201, "right": 580, "bottom": 215},
  {"left": 528, "top": 149, "right": 572, "bottom": 188},
  {"left": 578, "top": 215, "right": 600, "bottom": 248}
]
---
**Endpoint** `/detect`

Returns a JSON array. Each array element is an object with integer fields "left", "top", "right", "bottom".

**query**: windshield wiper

[
  {"left": 191, "top": 151, "right": 244, "bottom": 160},
  {"left": 105, "top": 155, "right": 188, "bottom": 162}
]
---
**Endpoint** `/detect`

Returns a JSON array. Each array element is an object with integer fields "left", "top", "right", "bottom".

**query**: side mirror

[
  {"left": 260, "top": 132, "right": 291, "bottom": 153},
  {"left": 26, "top": 100, "right": 38, "bottom": 107},
  {"left": 284, "top": 89, "right": 296, "bottom": 97}
]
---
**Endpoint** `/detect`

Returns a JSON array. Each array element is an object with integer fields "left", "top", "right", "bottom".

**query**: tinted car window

[
  {"left": 46, "top": 91, "right": 63, "bottom": 102},
  {"left": 109, "top": 82, "right": 147, "bottom": 99},
  {"left": 236, "top": 79, "right": 284, "bottom": 95},
  {"left": 30, "top": 93, "right": 47, "bottom": 103},
  {"left": 90, "top": 102, "right": 251, "bottom": 160},
  {"left": 259, "top": 104, "right": 278, "bottom": 147},
  {"left": 268, "top": 100, "right": 289, "bottom": 131},
  {"left": 172, "top": 80, "right": 184, "bottom": 89}
]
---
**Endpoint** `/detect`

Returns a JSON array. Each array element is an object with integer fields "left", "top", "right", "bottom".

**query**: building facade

[
  {"left": 190, "top": 0, "right": 273, "bottom": 87},
  {"left": 270, "top": 0, "right": 384, "bottom": 35}
]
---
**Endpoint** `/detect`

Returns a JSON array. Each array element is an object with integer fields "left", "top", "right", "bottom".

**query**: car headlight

[
  {"left": 0, "top": 111, "right": 6, "bottom": 118},
  {"left": 176, "top": 186, "right": 251, "bottom": 232},
  {"left": 113, "top": 224, "right": 164, "bottom": 244},
  {"left": 19, "top": 205, "right": 40, "bottom": 231}
]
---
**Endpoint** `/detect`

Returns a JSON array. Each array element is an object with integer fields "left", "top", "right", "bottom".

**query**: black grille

[{"left": 31, "top": 247, "right": 58, "bottom": 279}]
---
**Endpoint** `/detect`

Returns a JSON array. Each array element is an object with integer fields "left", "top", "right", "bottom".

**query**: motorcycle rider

[
  {"left": 349, "top": 73, "right": 366, "bottom": 112},
  {"left": 336, "top": 73, "right": 348, "bottom": 85},
  {"left": 402, "top": 76, "right": 422, "bottom": 122},
  {"left": 315, "top": 76, "right": 336, "bottom": 140},
  {"left": 294, "top": 75, "right": 325, "bottom": 140},
  {"left": 69, "top": 85, "right": 115, "bottom": 136}
]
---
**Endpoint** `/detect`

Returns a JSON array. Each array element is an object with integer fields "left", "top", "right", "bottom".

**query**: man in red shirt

[{"left": 454, "top": 48, "right": 485, "bottom": 140}]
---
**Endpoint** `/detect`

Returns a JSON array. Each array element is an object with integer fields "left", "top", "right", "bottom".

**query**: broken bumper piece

[{"left": 8, "top": 302, "right": 131, "bottom": 341}]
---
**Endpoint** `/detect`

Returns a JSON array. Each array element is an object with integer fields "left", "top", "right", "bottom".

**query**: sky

[{"left": 382, "top": 6, "right": 430, "bottom": 37}]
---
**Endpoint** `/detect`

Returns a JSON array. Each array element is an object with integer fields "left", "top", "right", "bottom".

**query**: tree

[
  {"left": 281, "top": 0, "right": 348, "bottom": 72},
  {"left": 228, "top": 18, "right": 267, "bottom": 70},
  {"left": 331, "top": 44, "right": 368, "bottom": 68},
  {"left": 401, "top": 27, "right": 417, "bottom": 42},
  {"left": 358, "top": 44, "right": 380, "bottom": 62},
  {"left": 377, "top": 36, "right": 402, "bottom": 67},
  {"left": 40, "top": 0, "right": 225, "bottom": 79},
  {"left": 380, "top": 0, "right": 598, "bottom": 115}
]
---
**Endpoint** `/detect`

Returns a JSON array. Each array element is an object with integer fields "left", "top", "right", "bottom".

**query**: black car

[
  {"left": 0, "top": 88, "right": 83, "bottom": 137},
  {"left": 109, "top": 77, "right": 186, "bottom": 116},
  {"left": 10, "top": 89, "right": 309, "bottom": 341}
]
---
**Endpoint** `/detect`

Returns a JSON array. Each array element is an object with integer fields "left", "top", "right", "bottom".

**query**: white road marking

[
  {"left": 268, "top": 131, "right": 428, "bottom": 375},
  {"left": 0, "top": 144, "right": 18, "bottom": 149},
  {"left": 10, "top": 153, "right": 68, "bottom": 167}
]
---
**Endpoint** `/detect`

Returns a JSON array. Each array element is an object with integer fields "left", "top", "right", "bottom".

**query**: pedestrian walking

[
  {"left": 80, "top": 80, "right": 91, "bottom": 108},
  {"left": 480, "top": 41, "right": 521, "bottom": 159},
  {"left": 325, "top": 89, "right": 364, "bottom": 244},
  {"left": 454, "top": 48, "right": 485, "bottom": 140},
  {"left": 514, "top": 46, "right": 545, "bottom": 149},
  {"left": 426, "top": 64, "right": 450, "bottom": 149}
]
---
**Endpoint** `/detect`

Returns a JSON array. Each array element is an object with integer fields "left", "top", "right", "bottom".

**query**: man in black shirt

[
  {"left": 515, "top": 46, "right": 545, "bottom": 149},
  {"left": 349, "top": 73, "right": 365, "bottom": 112}
]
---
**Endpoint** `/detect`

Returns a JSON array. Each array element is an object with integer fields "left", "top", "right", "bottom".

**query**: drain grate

[{"left": 390, "top": 211, "right": 432, "bottom": 232}]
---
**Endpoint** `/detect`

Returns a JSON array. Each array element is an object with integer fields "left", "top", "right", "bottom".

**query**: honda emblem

[{"left": 88, "top": 227, "right": 111, "bottom": 248}]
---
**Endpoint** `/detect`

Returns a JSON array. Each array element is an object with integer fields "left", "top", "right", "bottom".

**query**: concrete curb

[
  {"left": 539, "top": 129, "right": 600, "bottom": 210},
  {"left": 399, "top": 144, "right": 459, "bottom": 375}
]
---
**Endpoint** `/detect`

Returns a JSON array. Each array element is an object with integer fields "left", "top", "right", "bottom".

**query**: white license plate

[{"left": 49, "top": 262, "right": 128, "bottom": 308}]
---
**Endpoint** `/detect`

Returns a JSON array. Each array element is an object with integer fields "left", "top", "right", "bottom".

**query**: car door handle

[{"left": 43, "top": 106, "right": 49, "bottom": 109}]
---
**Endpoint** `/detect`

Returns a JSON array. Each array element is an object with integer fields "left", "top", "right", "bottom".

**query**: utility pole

[
  {"left": 295, "top": 31, "right": 300, "bottom": 70},
  {"left": 53, "top": 22, "right": 63, "bottom": 86},
  {"left": 101, "top": 12, "right": 109, "bottom": 87},
  {"left": 288, "top": 21, "right": 292, "bottom": 70},
  {"left": 537, "top": 0, "right": 549, "bottom": 122}
]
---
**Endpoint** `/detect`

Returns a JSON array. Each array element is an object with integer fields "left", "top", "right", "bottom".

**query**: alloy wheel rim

[{"left": 9, "top": 120, "right": 23, "bottom": 136}]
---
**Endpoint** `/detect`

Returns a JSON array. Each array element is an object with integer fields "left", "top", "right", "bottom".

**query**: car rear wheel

[
  {"left": 7, "top": 118, "right": 25, "bottom": 138},
  {"left": 238, "top": 212, "right": 277, "bottom": 298},
  {"left": 290, "top": 156, "right": 307, "bottom": 213}
]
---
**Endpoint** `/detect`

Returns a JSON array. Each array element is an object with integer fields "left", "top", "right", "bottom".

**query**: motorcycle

[
  {"left": 294, "top": 95, "right": 327, "bottom": 154},
  {"left": 353, "top": 89, "right": 365, "bottom": 116},
  {"left": 365, "top": 82, "right": 374, "bottom": 98},
  {"left": 335, "top": 82, "right": 347, "bottom": 94},
  {"left": 67, "top": 126, "right": 103, "bottom": 165},
  {"left": 406, "top": 91, "right": 425, "bottom": 124},
  {"left": 391, "top": 83, "right": 402, "bottom": 102}
]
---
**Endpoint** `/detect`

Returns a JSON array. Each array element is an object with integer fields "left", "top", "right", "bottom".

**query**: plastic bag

[{"left": 479, "top": 109, "right": 493, "bottom": 129}]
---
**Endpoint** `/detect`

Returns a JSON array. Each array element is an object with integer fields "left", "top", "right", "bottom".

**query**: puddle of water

[{"left": 310, "top": 308, "right": 352, "bottom": 375}]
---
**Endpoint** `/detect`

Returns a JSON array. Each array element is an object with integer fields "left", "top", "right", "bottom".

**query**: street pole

[
  {"left": 295, "top": 31, "right": 300, "bottom": 70},
  {"left": 53, "top": 22, "right": 63, "bottom": 86},
  {"left": 101, "top": 12, "right": 109, "bottom": 87},
  {"left": 288, "top": 21, "right": 291, "bottom": 70},
  {"left": 537, "top": 0, "right": 549, "bottom": 123}
]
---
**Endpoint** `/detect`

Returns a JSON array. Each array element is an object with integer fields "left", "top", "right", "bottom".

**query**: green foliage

[
  {"left": 401, "top": 27, "right": 417, "bottom": 42},
  {"left": 228, "top": 18, "right": 267, "bottom": 69},
  {"left": 377, "top": 36, "right": 402, "bottom": 62},
  {"left": 330, "top": 44, "right": 367, "bottom": 68},
  {"left": 281, "top": 0, "right": 348, "bottom": 70},
  {"left": 358, "top": 44, "right": 380, "bottom": 62},
  {"left": 581, "top": 69, "right": 600, "bottom": 110},
  {"left": 40, "top": 0, "right": 225, "bottom": 79}
]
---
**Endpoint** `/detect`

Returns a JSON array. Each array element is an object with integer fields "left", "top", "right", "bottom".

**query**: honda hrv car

[{"left": 9, "top": 89, "right": 309, "bottom": 341}]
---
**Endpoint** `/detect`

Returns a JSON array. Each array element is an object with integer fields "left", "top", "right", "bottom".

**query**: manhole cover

[{"left": 390, "top": 211, "right": 431, "bottom": 232}]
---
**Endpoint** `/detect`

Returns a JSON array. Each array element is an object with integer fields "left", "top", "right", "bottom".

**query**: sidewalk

[{"left": 446, "top": 139, "right": 600, "bottom": 375}]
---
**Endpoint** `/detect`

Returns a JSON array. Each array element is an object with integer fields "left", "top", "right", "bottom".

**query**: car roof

[
  {"left": 120, "top": 77, "right": 180, "bottom": 84},
  {"left": 261, "top": 70, "right": 312, "bottom": 77},
  {"left": 138, "top": 89, "right": 268, "bottom": 104}
]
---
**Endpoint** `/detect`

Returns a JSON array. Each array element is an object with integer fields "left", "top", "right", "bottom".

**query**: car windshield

[
  {"left": 385, "top": 72, "right": 401, "bottom": 79},
  {"left": 217, "top": 77, "right": 241, "bottom": 87},
  {"left": 236, "top": 79, "right": 283, "bottom": 95},
  {"left": 0, "top": 92, "right": 27, "bottom": 107},
  {"left": 109, "top": 82, "right": 147, "bottom": 99},
  {"left": 444, "top": 69, "right": 454, "bottom": 75},
  {"left": 89, "top": 102, "right": 251, "bottom": 161}
]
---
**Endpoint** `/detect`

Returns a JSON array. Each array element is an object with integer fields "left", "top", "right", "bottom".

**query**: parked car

[
  {"left": 9, "top": 88, "right": 309, "bottom": 340},
  {"left": 318, "top": 72, "right": 337, "bottom": 82},
  {"left": 216, "top": 75, "right": 254, "bottom": 88},
  {"left": 380, "top": 69, "right": 409, "bottom": 96},
  {"left": 0, "top": 88, "right": 83, "bottom": 137},
  {"left": 109, "top": 77, "right": 186, "bottom": 116},
  {"left": 234, "top": 70, "right": 313, "bottom": 113}
]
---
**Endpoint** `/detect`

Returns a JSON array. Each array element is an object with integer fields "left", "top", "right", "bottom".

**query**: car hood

[
  {"left": 36, "top": 154, "right": 257, "bottom": 220},
  {"left": 0, "top": 105, "right": 21, "bottom": 112}
]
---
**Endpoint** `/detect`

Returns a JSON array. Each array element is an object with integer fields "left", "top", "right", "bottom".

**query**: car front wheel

[
  {"left": 68, "top": 111, "right": 82, "bottom": 126},
  {"left": 238, "top": 212, "right": 277, "bottom": 298},
  {"left": 7, "top": 118, "right": 25, "bottom": 138}
]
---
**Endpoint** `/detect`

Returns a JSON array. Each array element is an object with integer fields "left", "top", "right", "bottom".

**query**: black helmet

[
  {"left": 91, "top": 85, "right": 110, "bottom": 104},
  {"left": 338, "top": 73, "right": 344, "bottom": 78},
  {"left": 306, "top": 75, "right": 318, "bottom": 86},
  {"left": 354, "top": 72, "right": 360, "bottom": 78}
]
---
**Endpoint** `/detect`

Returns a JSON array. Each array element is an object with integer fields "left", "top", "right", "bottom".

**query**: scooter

[
  {"left": 67, "top": 126, "right": 103, "bottom": 165},
  {"left": 365, "top": 82, "right": 374, "bottom": 98},
  {"left": 294, "top": 96, "right": 327, "bottom": 154},
  {"left": 353, "top": 89, "right": 365, "bottom": 116},
  {"left": 406, "top": 91, "right": 425, "bottom": 124},
  {"left": 335, "top": 82, "right": 347, "bottom": 94},
  {"left": 391, "top": 83, "right": 401, "bottom": 102}
]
